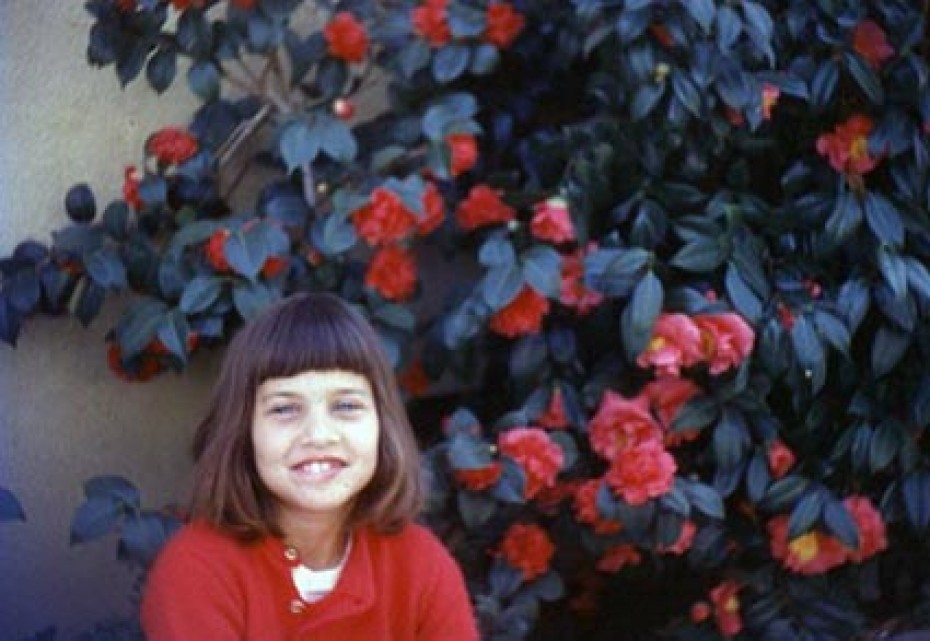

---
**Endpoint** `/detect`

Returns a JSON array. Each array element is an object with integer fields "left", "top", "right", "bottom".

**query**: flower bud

[{"left": 333, "top": 98, "right": 355, "bottom": 120}]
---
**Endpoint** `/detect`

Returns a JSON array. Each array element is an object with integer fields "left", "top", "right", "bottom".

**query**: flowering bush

[{"left": 4, "top": 0, "right": 930, "bottom": 639}]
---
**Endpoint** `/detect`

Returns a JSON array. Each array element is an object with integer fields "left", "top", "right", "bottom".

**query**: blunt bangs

[{"left": 235, "top": 293, "right": 383, "bottom": 391}]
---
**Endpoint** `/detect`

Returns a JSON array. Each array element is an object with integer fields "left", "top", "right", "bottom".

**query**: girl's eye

[
  {"left": 333, "top": 399, "right": 366, "bottom": 413},
  {"left": 269, "top": 404, "right": 300, "bottom": 418}
]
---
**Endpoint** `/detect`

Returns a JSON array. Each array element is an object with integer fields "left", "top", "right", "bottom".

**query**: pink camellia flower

[
  {"left": 816, "top": 114, "right": 880, "bottom": 176},
  {"left": 573, "top": 478, "right": 622, "bottom": 534},
  {"left": 762, "top": 83, "right": 780, "bottom": 120},
  {"left": 640, "top": 376, "right": 701, "bottom": 446},
  {"left": 767, "top": 439, "right": 796, "bottom": 479},
  {"left": 853, "top": 19, "right": 894, "bottom": 69},
  {"left": 844, "top": 495, "right": 888, "bottom": 563},
  {"left": 497, "top": 427, "right": 564, "bottom": 499},
  {"left": 499, "top": 522, "right": 555, "bottom": 581},
  {"left": 560, "top": 245, "right": 604, "bottom": 315},
  {"left": 489, "top": 286, "right": 550, "bottom": 338},
  {"left": 530, "top": 197, "right": 575, "bottom": 243},
  {"left": 596, "top": 544, "right": 642, "bottom": 573},
  {"left": 709, "top": 580, "right": 743, "bottom": 638},
  {"left": 536, "top": 387, "right": 569, "bottom": 429},
  {"left": 588, "top": 389, "right": 662, "bottom": 461},
  {"left": 604, "top": 440, "right": 677, "bottom": 506},
  {"left": 323, "top": 12, "right": 369, "bottom": 63},
  {"left": 694, "top": 313, "right": 755, "bottom": 375},
  {"left": 768, "top": 515, "right": 848, "bottom": 575},
  {"left": 636, "top": 313, "right": 704, "bottom": 376}
]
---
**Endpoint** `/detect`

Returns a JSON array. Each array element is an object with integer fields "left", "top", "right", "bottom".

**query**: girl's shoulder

[
  {"left": 153, "top": 519, "right": 262, "bottom": 567},
  {"left": 367, "top": 521, "right": 454, "bottom": 562}
]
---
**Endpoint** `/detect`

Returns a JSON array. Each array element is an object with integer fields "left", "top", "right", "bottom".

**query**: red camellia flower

[
  {"left": 489, "top": 286, "right": 550, "bottom": 338},
  {"left": 605, "top": 440, "right": 677, "bottom": 506},
  {"left": 122, "top": 166, "right": 143, "bottom": 210},
  {"left": 690, "top": 601, "right": 711, "bottom": 623},
  {"left": 115, "top": 0, "right": 137, "bottom": 13},
  {"left": 146, "top": 127, "right": 199, "bottom": 165},
  {"left": 447, "top": 133, "right": 479, "bottom": 177},
  {"left": 649, "top": 23, "right": 675, "bottom": 48},
  {"left": 596, "top": 544, "right": 642, "bottom": 573},
  {"left": 536, "top": 387, "right": 569, "bottom": 429},
  {"left": 365, "top": 245, "right": 417, "bottom": 301},
  {"left": 816, "top": 114, "right": 880, "bottom": 176},
  {"left": 853, "top": 19, "right": 894, "bottom": 69},
  {"left": 636, "top": 313, "right": 704, "bottom": 376},
  {"left": 768, "top": 515, "right": 848, "bottom": 575},
  {"left": 497, "top": 427, "right": 564, "bottom": 500},
  {"left": 170, "top": 0, "right": 206, "bottom": 10},
  {"left": 844, "top": 495, "right": 888, "bottom": 563},
  {"left": 640, "top": 375, "right": 701, "bottom": 446},
  {"left": 455, "top": 184, "right": 516, "bottom": 231},
  {"left": 573, "top": 479, "right": 622, "bottom": 534},
  {"left": 230, "top": 0, "right": 257, "bottom": 9},
  {"left": 588, "top": 389, "right": 662, "bottom": 461},
  {"left": 417, "top": 181, "right": 445, "bottom": 236},
  {"left": 412, "top": 0, "right": 451, "bottom": 48},
  {"left": 499, "top": 522, "right": 555, "bottom": 581},
  {"left": 205, "top": 229, "right": 232, "bottom": 272},
  {"left": 323, "top": 12, "right": 368, "bottom": 63},
  {"left": 352, "top": 187, "right": 418, "bottom": 246},
  {"left": 762, "top": 83, "right": 780, "bottom": 121},
  {"left": 767, "top": 439, "right": 796, "bottom": 479},
  {"left": 530, "top": 197, "right": 575, "bottom": 243},
  {"left": 484, "top": 3, "right": 525, "bottom": 49},
  {"left": 560, "top": 245, "right": 604, "bottom": 315},
  {"left": 455, "top": 462, "right": 503, "bottom": 491},
  {"left": 709, "top": 580, "right": 743, "bottom": 638},
  {"left": 398, "top": 358, "right": 430, "bottom": 397},
  {"left": 694, "top": 312, "right": 755, "bottom": 375},
  {"left": 107, "top": 342, "right": 163, "bottom": 382},
  {"left": 261, "top": 255, "right": 288, "bottom": 279}
]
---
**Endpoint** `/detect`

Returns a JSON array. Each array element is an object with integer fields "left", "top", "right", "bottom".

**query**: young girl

[{"left": 141, "top": 293, "right": 479, "bottom": 640}]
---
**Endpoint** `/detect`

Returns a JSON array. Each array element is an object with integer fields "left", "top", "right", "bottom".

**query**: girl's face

[{"left": 252, "top": 369, "right": 380, "bottom": 531}]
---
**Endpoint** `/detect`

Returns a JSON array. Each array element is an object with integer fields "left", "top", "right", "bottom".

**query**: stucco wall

[{"left": 0, "top": 4, "right": 216, "bottom": 639}]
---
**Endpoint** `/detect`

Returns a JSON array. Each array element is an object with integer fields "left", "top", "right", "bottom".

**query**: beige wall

[{"left": 0, "top": 4, "right": 216, "bottom": 639}]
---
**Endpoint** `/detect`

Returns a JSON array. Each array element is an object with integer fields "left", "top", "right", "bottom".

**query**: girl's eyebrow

[{"left": 258, "top": 387, "right": 372, "bottom": 402}]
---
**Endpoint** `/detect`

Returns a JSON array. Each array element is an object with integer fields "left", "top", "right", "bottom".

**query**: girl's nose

[{"left": 299, "top": 408, "right": 339, "bottom": 445}]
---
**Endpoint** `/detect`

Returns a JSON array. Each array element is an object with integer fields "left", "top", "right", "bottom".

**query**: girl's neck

[{"left": 278, "top": 512, "right": 351, "bottom": 570}]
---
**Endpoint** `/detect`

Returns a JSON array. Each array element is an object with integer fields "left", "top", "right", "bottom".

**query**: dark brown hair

[{"left": 189, "top": 292, "right": 424, "bottom": 540}]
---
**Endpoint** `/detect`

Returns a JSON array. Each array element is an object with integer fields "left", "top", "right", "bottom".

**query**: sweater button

[
  {"left": 283, "top": 546, "right": 299, "bottom": 562},
  {"left": 290, "top": 599, "right": 306, "bottom": 614}
]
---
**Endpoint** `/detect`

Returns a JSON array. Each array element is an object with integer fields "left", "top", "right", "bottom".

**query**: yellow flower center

[
  {"left": 788, "top": 532, "right": 820, "bottom": 563},
  {"left": 725, "top": 595, "right": 740, "bottom": 613},
  {"left": 648, "top": 337, "right": 666, "bottom": 351},
  {"left": 849, "top": 135, "right": 869, "bottom": 161}
]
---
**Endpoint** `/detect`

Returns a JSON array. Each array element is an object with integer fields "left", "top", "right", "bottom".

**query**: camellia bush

[{"left": 4, "top": 0, "right": 930, "bottom": 639}]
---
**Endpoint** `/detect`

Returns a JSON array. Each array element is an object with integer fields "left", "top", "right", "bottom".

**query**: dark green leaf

[
  {"left": 725, "top": 262, "right": 761, "bottom": 323},
  {"left": 398, "top": 40, "right": 430, "bottom": 79},
  {"left": 232, "top": 281, "right": 280, "bottom": 321},
  {"left": 713, "top": 407, "right": 749, "bottom": 469},
  {"left": 683, "top": 481, "right": 725, "bottom": 519},
  {"left": 469, "top": 43, "right": 499, "bottom": 75},
  {"left": 187, "top": 60, "right": 220, "bottom": 102},
  {"left": 118, "top": 299, "right": 168, "bottom": 357},
  {"left": 844, "top": 52, "right": 884, "bottom": 105},
  {"left": 630, "top": 84, "right": 665, "bottom": 121},
  {"left": 84, "top": 475, "right": 141, "bottom": 508},
  {"left": 70, "top": 497, "right": 121, "bottom": 544},
  {"left": 0, "top": 487, "right": 25, "bottom": 522},
  {"left": 522, "top": 246, "right": 561, "bottom": 299},
  {"left": 903, "top": 471, "right": 930, "bottom": 531},
  {"left": 825, "top": 191, "right": 862, "bottom": 242},
  {"left": 788, "top": 489, "right": 824, "bottom": 538},
  {"left": 811, "top": 59, "right": 840, "bottom": 111},
  {"left": 746, "top": 451, "right": 770, "bottom": 503},
  {"left": 670, "top": 237, "right": 726, "bottom": 272},
  {"left": 790, "top": 314, "right": 826, "bottom": 392},
  {"left": 683, "top": 0, "right": 715, "bottom": 31},
  {"left": 146, "top": 47, "right": 176, "bottom": 93},
  {"left": 481, "top": 264, "right": 524, "bottom": 309},
  {"left": 876, "top": 246, "right": 907, "bottom": 300},
  {"left": 823, "top": 499, "right": 859, "bottom": 549},
  {"left": 812, "top": 311, "right": 850, "bottom": 357},
  {"left": 279, "top": 120, "right": 320, "bottom": 173},
  {"left": 479, "top": 234, "right": 516, "bottom": 267},
  {"left": 85, "top": 246, "right": 127, "bottom": 290},
  {"left": 457, "top": 491, "right": 496, "bottom": 531},
  {"left": 432, "top": 44, "right": 470, "bottom": 83},
  {"left": 157, "top": 309, "right": 190, "bottom": 361},
  {"left": 224, "top": 227, "right": 269, "bottom": 280},
  {"left": 864, "top": 192, "right": 903, "bottom": 247},
  {"left": 621, "top": 270, "right": 663, "bottom": 359},
  {"left": 869, "top": 421, "right": 899, "bottom": 473},
  {"left": 119, "top": 512, "right": 181, "bottom": 567},
  {"left": 316, "top": 114, "right": 357, "bottom": 163},
  {"left": 871, "top": 326, "right": 909, "bottom": 379}
]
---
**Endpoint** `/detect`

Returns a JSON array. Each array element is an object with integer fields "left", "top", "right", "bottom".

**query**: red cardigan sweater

[{"left": 141, "top": 521, "right": 479, "bottom": 641}]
